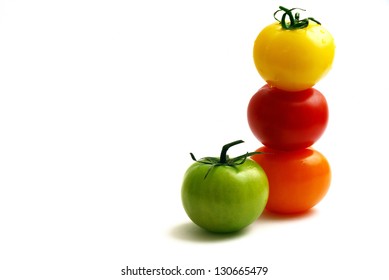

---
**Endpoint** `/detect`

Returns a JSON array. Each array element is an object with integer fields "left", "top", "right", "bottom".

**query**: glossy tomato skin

[
  {"left": 253, "top": 22, "right": 335, "bottom": 92},
  {"left": 251, "top": 147, "right": 331, "bottom": 214},
  {"left": 181, "top": 159, "right": 269, "bottom": 233},
  {"left": 247, "top": 84, "right": 328, "bottom": 151}
]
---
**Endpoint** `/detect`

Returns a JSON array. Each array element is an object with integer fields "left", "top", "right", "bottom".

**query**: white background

[{"left": 1, "top": 0, "right": 389, "bottom": 279}]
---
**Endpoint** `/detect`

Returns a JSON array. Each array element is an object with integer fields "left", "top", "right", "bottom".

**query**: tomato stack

[{"left": 247, "top": 6, "right": 335, "bottom": 214}]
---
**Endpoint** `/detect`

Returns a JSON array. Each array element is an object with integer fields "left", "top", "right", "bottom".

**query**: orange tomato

[{"left": 251, "top": 146, "right": 331, "bottom": 214}]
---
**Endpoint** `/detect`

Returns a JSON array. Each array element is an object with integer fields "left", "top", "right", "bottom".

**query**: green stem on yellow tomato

[{"left": 274, "top": 6, "right": 321, "bottom": 30}]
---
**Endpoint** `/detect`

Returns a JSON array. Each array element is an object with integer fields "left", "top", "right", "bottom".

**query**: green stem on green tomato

[
  {"left": 219, "top": 140, "right": 244, "bottom": 164},
  {"left": 190, "top": 140, "right": 262, "bottom": 179},
  {"left": 274, "top": 6, "right": 321, "bottom": 30}
]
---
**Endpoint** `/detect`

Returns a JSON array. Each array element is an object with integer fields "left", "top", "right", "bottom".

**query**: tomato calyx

[
  {"left": 190, "top": 140, "right": 261, "bottom": 179},
  {"left": 274, "top": 6, "right": 321, "bottom": 30}
]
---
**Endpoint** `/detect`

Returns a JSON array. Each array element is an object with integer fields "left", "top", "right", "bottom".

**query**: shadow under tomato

[
  {"left": 169, "top": 222, "right": 250, "bottom": 243},
  {"left": 258, "top": 208, "right": 318, "bottom": 223}
]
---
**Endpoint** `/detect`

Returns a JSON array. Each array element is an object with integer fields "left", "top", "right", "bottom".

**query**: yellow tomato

[{"left": 253, "top": 20, "right": 335, "bottom": 92}]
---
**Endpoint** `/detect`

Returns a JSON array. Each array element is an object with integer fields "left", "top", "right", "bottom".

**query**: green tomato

[{"left": 181, "top": 140, "right": 269, "bottom": 233}]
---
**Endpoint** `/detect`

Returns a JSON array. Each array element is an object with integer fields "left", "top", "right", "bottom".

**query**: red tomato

[
  {"left": 251, "top": 146, "right": 331, "bottom": 214},
  {"left": 247, "top": 84, "right": 328, "bottom": 151}
]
